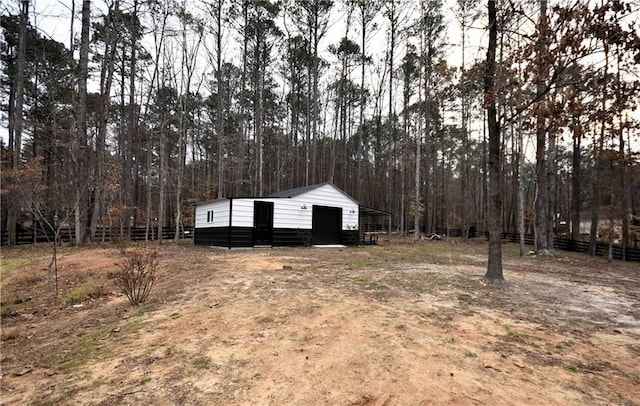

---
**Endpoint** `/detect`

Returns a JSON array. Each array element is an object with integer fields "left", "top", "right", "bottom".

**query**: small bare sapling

[{"left": 109, "top": 248, "right": 158, "bottom": 305}]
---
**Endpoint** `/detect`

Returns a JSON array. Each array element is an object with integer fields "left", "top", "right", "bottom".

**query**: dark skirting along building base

[{"left": 194, "top": 226, "right": 358, "bottom": 248}]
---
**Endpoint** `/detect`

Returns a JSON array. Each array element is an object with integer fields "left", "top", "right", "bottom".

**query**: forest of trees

[{"left": 2, "top": 0, "right": 639, "bottom": 275}]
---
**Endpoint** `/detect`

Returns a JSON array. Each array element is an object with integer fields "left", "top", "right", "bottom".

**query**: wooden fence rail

[
  {"left": 5, "top": 225, "right": 638, "bottom": 262},
  {"left": 1, "top": 227, "right": 193, "bottom": 246},
  {"left": 434, "top": 227, "right": 640, "bottom": 262}
]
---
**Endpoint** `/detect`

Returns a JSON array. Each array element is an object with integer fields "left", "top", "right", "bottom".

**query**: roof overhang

[{"left": 359, "top": 205, "right": 391, "bottom": 216}]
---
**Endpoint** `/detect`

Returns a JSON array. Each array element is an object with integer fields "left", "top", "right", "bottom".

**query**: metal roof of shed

[
  {"left": 269, "top": 182, "right": 359, "bottom": 205},
  {"left": 268, "top": 182, "right": 328, "bottom": 197},
  {"left": 197, "top": 183, "right": 365, "bottom": 207}
]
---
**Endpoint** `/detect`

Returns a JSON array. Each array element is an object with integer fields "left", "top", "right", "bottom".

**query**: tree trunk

[
  {"left": 6, "top": 0, "right": 29, "bottom": 246},
  {"left": 124, "top": 0, "right": 139, "bottom": 240},
  {"left": 147, "top": 7, "right": 168, "bottom": 243},
  {"left": 388, "top": 0, "right": 396, "bottom": 231},
  {"left": 534, "top": 0, "right": 549, "bottom": 254},
  {"left": 157, "top": 117, "right": 166, "bottom": 244},
  {"left": 516, "top": 118, "right": 525, "bottom": 256},
  {"left": 311, "top": 19, "right": 319, "bottom": 185},
  {"left": 484, "top": 0, "right": 503, "bottom": 282},
  {"left": 482, "top": 110, "right": 488, "bottom": 233},
  {"left": 118, "top": 44, "right": 126, "bottom": 239},
  {"left": 547, "top": 128, "right": 556, "bottom": 249},
  {"left": 257, "top": 61, "right": 264, "bottom": 196},
  {"left": 237, "top": 1, "right": 248, "bottom": 196},
  {"left": 589, "top": 135, "right": 601, "bottom": 256},
  {"left": 305, "top": 62, "right": 311, "bottom": 186},
  {"left": 570, "top": 117, "right": 581, "bottom": 241},
  {"left": 13, "top": 0, "right": 28, "bottom": 172},
  {"left": 414, "top": 115, "right": 421, "bottom": 243},
  {"left": 7, "top": 76, "right": 15, "bottom": 164},
  {"left": 145, "top": 124, "right": 153, "bottom": 244},
  {"left": 216, "top": 0, "right": 224, "bottom": 199},
  {"left": 459, "top": 3, "right": 469, "bottom": 240},
  {"left": 616, "top": 45, "right": 629, "bottom": 261},
  {"left": 76, "top": 0, "right": 91, "bottom": 244},
  {"left": 423, "top": 42, "right": 432, "bottom": 236},
  {"left": 401, "top": 55, "right": 409, "bottom": 237},
  {"left": 90, "top": 0, "right": 119, "bottom": 241},
  {"left": 589, "top": 42, "right": 609, "bottom": 256},
  {"left": 174, "top": 117, "right": 186, "bottom": 242},
  {"left": 357, "top": 5, "right": 367, "bottom": 200},
  {"left": 175, "top": 0, "right": 191, "bottom": 242},
  {"left": 254, "top": 33, "right": 264, "bottom": 196},
  {"left": 414, "top": 4, "right": 426, "bottom": 244}
]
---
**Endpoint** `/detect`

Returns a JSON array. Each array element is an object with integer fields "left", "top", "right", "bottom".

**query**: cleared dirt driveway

[{"left": 1, "top": 240, "right": 639, "bottom": 405}]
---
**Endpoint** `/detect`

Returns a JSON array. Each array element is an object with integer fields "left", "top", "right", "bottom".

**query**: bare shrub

[{"left": 109, "top": 248, "right": 158, "bottom": 305}]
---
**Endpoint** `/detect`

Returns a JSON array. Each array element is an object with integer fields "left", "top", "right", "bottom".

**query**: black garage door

[{"left": 312, "top": 206, "right": 342, "bottom": 245}]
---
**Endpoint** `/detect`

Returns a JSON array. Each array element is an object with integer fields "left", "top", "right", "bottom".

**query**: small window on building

[{"left": 207, "top": 210, "right": 214, "bottom": 223}]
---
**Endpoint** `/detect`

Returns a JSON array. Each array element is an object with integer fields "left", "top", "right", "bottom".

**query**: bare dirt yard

[{"left": 1, "top": 239, "right": 639, "bottom": 405}]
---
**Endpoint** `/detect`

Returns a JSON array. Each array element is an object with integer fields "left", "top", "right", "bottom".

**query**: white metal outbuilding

[{"left": 194, "top": 183, "right": 360, "bottom": 248}]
